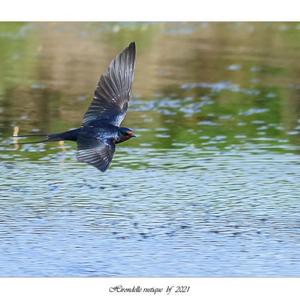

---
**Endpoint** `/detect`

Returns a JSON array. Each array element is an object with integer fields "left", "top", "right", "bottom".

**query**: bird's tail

[
  {"left": 13, "top": 128, "right": 80, "bottom": 144},
  {"left": 15, "top": 137, "right": 49, "bottom": 144},
  {"left": 13, "top": 133, "right": 60, "bottom": 144}
]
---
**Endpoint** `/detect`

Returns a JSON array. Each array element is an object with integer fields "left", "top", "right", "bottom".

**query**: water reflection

[{"left": 1, "top": 22, "right": 300, "bottom": 276}]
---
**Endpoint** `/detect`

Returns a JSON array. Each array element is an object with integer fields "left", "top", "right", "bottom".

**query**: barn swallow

[{"left": 16, "top": 42, "right": 136, "bottom": 172}]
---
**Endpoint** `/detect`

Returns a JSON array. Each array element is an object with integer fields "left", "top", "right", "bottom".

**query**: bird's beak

[{"left": 132, "top": 134, "right": 136, "bottom": 138}]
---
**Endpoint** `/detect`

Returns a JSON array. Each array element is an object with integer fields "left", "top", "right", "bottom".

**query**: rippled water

[{"left": 1, "top": 22, "right": 300, "bottom": 276}]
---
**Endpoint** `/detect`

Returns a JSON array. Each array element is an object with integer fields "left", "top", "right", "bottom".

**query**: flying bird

[{"left": 16, "top": 42, "right": 136, "bottom": 172}]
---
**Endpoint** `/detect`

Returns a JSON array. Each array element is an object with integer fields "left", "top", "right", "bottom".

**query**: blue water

[
  {"left": 1, "top": 148, "right": 300, "bottom": 276},
  {"left": 1, "top": 22, "right": 300, "bottom": 276}
]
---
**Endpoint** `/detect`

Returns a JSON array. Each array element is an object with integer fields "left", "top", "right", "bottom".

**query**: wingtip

[
  {"left": 128, "top": 41, "right": 136, "bottom": 52},
  {"left": 125, "top": 41, "right": 136, "bottom": 63}
]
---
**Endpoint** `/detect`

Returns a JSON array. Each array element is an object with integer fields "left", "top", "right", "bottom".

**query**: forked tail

[{"left": 13, "top": 128, "right": 80, "bottom": 144}]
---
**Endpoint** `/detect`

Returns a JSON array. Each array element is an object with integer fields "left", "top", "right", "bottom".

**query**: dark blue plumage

[{"left": 17, "top": 42, "right": 136, "bottom": 172}]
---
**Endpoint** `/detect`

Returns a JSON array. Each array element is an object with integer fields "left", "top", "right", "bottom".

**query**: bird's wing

[
  {"left": 82, "top": 42, "right": 136, "bottom": 126},
  {"left": 77, "top": 135, "right": 116, "bottom": 172}
]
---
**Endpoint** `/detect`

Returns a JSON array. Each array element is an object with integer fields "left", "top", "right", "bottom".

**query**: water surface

[{"left": 1, "top": 22, "right": 300, "bottom": 276}]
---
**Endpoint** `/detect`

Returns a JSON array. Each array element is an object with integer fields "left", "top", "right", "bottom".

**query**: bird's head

[{"left": 118, "top": 127, "right": 136, "bottom": 142}]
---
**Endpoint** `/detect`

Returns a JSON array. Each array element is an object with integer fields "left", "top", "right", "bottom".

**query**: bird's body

[
  {"left": 48, "top": 122, "right": 132, "bottom": 144},
  {"left": 17, "top": 42, "right": 136, "bottom": 172}
]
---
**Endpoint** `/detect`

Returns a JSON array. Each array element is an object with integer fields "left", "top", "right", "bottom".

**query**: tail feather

[
  {"left": 16, "top": 138, "right": 50, "bottom": 145},
  {"left": 14, "top": 134, "right": 60, "bottom": 144},
  {"left": 13, "top": 128, "right": 80, "bottom": 145},
  {"left": 14, "top": 134, "right": 48, "bottom": 138}
]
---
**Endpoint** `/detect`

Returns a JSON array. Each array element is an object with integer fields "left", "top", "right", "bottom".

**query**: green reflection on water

[{"left": 1, "top": 22, "right": 300, "bottom": 164}]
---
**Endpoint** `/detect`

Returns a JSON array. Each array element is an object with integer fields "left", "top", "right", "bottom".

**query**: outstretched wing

[
  {"left": 77, "top": 134, "right": 116, "bottom": 172},
  {"left": 82, "top": 42, "right": 136, "bottom": 126}
]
